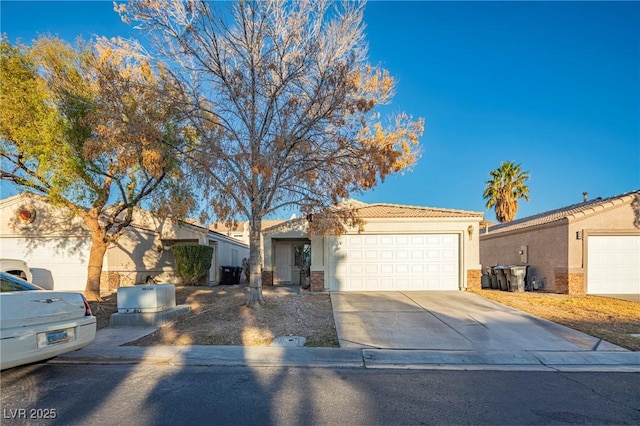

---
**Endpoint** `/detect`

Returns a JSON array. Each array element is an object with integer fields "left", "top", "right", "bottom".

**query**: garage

[
  {"left": 587, "top": 235, "right": 640, "bottom": 294},
  {"left": 262, "top": 200, "right": 482, "bottom": 292},
  {"left": 330, "top": 233, "right": 460, "bottom": 291},
  {"left": 1, "top": 237, "right": 90, "bottom": 290}
]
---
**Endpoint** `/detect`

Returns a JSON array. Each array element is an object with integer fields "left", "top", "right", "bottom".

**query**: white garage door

[
  {"left": 1, "top": 237, "right": 90, "bottom": 291},
  {"left": 330, "top": 234, "right": 459, "bottom": 291},
  {"left": 587, "top": 235, "right": 640, "bottom": 294}
]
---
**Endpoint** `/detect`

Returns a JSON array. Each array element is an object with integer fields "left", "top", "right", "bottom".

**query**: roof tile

[
  {"left": 484, "top": 190, "right": 640, "bottom": 234},
  {"left": 352, "top": 203, "right": 483, "bottom": 219}
]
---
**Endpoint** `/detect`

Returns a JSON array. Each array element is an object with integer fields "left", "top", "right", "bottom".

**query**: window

[{"left": 1, "top": 273, "right": 42, "bottom": 292}]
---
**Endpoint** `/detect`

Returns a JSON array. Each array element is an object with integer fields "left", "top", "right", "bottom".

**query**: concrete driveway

[
  {"left": 330, "top": 291, "right": 627, "bottom": 352},
  {"left": 594, "top": 294, "right": 640, "bottom": 302}
]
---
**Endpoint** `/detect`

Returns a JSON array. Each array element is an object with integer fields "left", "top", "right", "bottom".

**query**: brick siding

[
  {"left": 555, "top": 272, "right": 585, "bottom": 294},
  {"left": 310, "top": 271, "right": 324, "bottom": 292},
  {"left": 466, "top": 269, "right": 481, "bottom": 290},
  {"left": 262, "top": 270, "right": 274, "bottom": 287}
]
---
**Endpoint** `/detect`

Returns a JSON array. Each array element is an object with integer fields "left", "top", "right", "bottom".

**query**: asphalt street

[{"left": 1, "top": 363, "right": 639, "bottom": 426}]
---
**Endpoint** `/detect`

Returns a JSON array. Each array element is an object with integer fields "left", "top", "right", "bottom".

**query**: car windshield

[{"left": 0, "top": 272, "right": 43, "bottom": 292}]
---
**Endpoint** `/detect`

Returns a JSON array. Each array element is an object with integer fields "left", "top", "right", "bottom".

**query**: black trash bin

[
  {"left": 230, "top": 267, "right": 242, "bottom": 284},
  {"left": 220, "top": 266, "right": 235, "bottom": 285}
]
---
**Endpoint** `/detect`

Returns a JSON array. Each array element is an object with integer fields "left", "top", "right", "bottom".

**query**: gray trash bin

[
  {"left": 493, "top": 266, "right": 508, "bottom": 291},
  {"left": 504, "top": 267, "right": 515, "bottom": 291},
  {"left": 481, "top": 273, "right": 491, "bottom": 289},
  {"left": 509, "top": 265, "right": 528, "bottom": 292},
  {"left": 487, "top": 266, "right": 498, "bottom": 289}
]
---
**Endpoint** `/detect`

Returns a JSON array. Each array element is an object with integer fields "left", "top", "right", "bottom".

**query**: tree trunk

[
  {"left": 246, "top": 212, "right": 265, "bottom": 307},
  {"left": 84, "top": 228, "right": 109, "bottom": 302}
]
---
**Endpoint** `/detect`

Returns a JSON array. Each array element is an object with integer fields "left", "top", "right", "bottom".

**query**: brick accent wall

[
  {"left": 466, "top": 269, "right": 481, "bottom": 290},
  {"left": 555, "top": 272, "right": 585, "bottom": 295},
  {"left": 262, "top": 270, "right": 273, "bottom": 287},
  {"left": 310, "top": 271, "right": 324, "bottom": 292},
  {"left": 99, "top": 271, "right": 121, "bottom": 295}
]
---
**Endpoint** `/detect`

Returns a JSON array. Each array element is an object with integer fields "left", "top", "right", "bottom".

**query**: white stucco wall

[
  {"left": 1, "top": 193, "right": 249, "bottom": 290},
  {"left": 263, "top": 216, "right": 482, "bottom": 291},
  {"left": 0, "top": 193, "right": 91, "bottom": 290}
]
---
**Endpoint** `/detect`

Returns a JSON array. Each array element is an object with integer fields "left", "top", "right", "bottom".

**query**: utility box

[
  {"left": 519, "top": 245, "right": 528, "bottom": 264},
  {"left": 117, "top": 284, "right": 176, "bottom": 313}
]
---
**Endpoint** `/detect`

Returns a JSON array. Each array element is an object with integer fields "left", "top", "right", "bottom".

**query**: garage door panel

[
  {"left": 348, "top": 251, "right": 364, "bottom": 261},
  {"left": 1, "top": 237, "right": 89, "bottom": 291},
  {"left": 396, "top": 250, "right": 409, "bottom": 259},
  {"left": 412, "top": 250, "right": 425, "bottom": 259},
  {"left": 395, "top": 236, "right": 409, "bottom": 245},
  {"left": 331, "top": 234, "right": 460, "bottom": 291},
  {"left": 588, "top": 235, "right": 640, "bottom": 294},
  {"left": 411, "top": 264, "right": 424, "bottom": 274},
  {"left": 380, "top": 264, "right": 393, "bottom": 274}
]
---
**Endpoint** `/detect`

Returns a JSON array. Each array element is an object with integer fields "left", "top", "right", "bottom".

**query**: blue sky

[{"left": 1, "top": 1, "right": 639, "bottom": 221}]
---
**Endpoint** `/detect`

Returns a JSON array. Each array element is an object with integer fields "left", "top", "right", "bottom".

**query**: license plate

[
  {"left": 37, "top": 328, "right": 76, "bottom": 347},
  {"left": 46, "top": 330, "right": 70, "bottom": 345}
]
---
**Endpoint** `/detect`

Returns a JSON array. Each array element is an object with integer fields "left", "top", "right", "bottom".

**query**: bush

[{"left": 173, "top": 244, "right": 214, "bottom": 286}]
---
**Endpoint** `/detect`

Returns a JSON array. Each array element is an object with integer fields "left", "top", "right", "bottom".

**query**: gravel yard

[{"left": 92, "top": 284, "right": 339, "bottom": 347}]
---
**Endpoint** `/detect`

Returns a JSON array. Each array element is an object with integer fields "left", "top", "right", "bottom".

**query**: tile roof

[
  {"left": 483, "top": 190, "right": 640, "bottom": 235},
  {"left": 261, "top": 201, "right": 483, "bottom": 233},
  {"left": 209, "top": 220, "right": 286, "bottom": 233},
  {"left": 351, "top": 203, "right": 483, "bottom": 219}
]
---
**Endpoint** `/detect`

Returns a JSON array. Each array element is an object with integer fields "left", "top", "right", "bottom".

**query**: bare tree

[
  {"left": 118, "top": 0, "right": 424, "bottom": 305},
  {"left": 0, "top": 36, "right": 190, "bottom": 300}
]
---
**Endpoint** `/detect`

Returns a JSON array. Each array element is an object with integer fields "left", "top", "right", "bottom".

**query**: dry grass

[
  {"left": 470, "top": 289, "right": 640, "bottom": 351},
  {"left": 92, "top": 286, "right": 639, "bottom": 351},
  {"left": 92, "top": 285, "right": 339, "bottom": 347}
]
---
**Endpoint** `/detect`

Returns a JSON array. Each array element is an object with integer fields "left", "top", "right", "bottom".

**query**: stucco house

[
  {"left": 479, "top": 190, "right": 640, "bottom": 295},
  {"left": 0, "top": 192, "right": 248, "bottom": 293},
  {"left": 261, "top": 201, "right": 484, "bottom": 292},
  {"left": 209, "top": 219, "right": 287, "bottom": 244}
]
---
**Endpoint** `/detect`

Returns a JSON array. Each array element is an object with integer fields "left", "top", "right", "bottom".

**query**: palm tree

[{"left": 483, "top": 161, "right": 530, "bottom": 223}]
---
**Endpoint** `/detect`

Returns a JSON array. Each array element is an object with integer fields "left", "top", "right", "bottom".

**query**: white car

[
  {"left": 0, "top": 272, "right": 96, "bottom": 370},
  {"left": 0, "top": 258, "right": 33, "bottom": 283}
]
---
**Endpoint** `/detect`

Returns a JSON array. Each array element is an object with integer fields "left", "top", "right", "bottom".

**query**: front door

[{"left": 274, "top": 244, "right": 292, "bottom": 283}]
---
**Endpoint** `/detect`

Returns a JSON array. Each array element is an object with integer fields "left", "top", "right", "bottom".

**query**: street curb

[{"left": 52, "top": 345, "right": 640, "bottom": 372}]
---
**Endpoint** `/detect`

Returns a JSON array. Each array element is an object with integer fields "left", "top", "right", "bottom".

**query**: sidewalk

[{"left": 53, "top": 327, "right": 640, "bottom": 372}]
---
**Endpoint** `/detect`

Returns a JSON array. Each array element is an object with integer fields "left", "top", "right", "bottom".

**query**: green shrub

[{"left": 173, "top": 244, "right": 213, "bottom": 286}]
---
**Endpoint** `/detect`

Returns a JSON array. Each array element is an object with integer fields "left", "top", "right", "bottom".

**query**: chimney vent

[{"left": 582, "top": 192, "right": 588, "bottom": 202}]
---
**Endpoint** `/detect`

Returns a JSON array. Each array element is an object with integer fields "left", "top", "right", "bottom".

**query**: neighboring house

[
  {"left": 210, "top": 219, "right": 287, "bottom": 244},
  {"left": 0, "top": 192, "right": 248, "bottom": 293},
  {"left": 262, "top": 200, "right": 484, "bottom": 292},
  {"left": 479, "top": 190, "right": 640, "bottom": 295}
]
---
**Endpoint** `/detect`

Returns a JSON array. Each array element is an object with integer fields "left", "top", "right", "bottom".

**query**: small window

[{"left": 0, "top": 273, "right": 42, "bottom": 292}]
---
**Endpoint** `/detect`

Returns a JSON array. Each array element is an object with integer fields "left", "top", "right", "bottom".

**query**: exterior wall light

[{"left": 467, "top": 225, "right": 474, "bottom": 240}]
